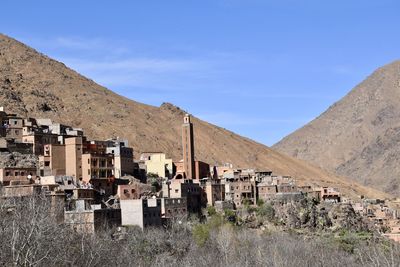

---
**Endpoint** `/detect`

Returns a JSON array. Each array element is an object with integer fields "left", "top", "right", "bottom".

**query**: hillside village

[{"left": 0, "top": 106, "right": 400, "bottom": 242}]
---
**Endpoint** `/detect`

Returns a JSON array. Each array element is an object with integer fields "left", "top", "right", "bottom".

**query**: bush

[
  {"left": 206, "top": 206, "right": 216, "bottom": 217},
  {"left": 192, "top": 224, "right": 210, "bottom": 247},
  {"left": 256, "top": 203, "right": 275, "bottom": 221}
]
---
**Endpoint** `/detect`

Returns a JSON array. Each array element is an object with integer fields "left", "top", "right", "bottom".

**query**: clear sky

[{"left": 1, "top": 0, "right": 400, "bottom": 146}]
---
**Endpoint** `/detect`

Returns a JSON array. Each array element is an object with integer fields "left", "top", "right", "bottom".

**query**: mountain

[
  {"left": 0, "top": 33, "right": 389, "bottom": 199},
  {"left": 274, "top": 60, "right": 400, "bottom": 196}
]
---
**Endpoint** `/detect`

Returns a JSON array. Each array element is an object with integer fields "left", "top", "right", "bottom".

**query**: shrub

[
  {"left": 256, "top": 203, "right": 275, "bottom": 221},
  {"left": 192, "top": 224, "right": 210, "bottom": 247}
]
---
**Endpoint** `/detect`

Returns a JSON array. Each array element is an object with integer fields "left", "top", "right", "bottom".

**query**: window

[
  {"left": 131, "top": 189, "right": 135, "bottom": 194},
  {"left": 88, "top": 169, "right": 90, "bottom": 175},
  {"left": 14, "top": 171, "right": 20, "bottom": 176},
  {"left": 5, "top": 171, "right": 10, "bottom": 176},
  {"left": 45, "top": 161, "right": 50, "bottom": 167},
  {"left": 175, "top": 189, "right": 179, "bottom": 193},
  {"left": 15, "top": 130, "right": 19, "bottom": 135},
  {"left": 20, "top": 172, "right": 25, "bottom": 176}
]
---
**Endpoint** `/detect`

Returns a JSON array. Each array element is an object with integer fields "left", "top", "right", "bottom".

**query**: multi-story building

[
  {"left": 228, "top": 179, "right": 256, "bottom": 208},
  {"left": 201, "top": 179, "right": 225, "bottom": 206},
  {"left": 22, "top": 126, "right": 60, "bottom": 155},
  {"left": 81, "top": 153, "right": 114, "bottom": 183},
  {"left": 0, "top": 167, "right": 37, "bottom": 186},
  {"left": 161, "top": 197, "right": 187, "bottom": 220},
  {"left": 145, "top": 153, "right": 174, "bottom": 178},
  {"left": 257, "top": 183, "right": 278, "bottom": 201},
  {"left": 106, "top": 138, "right": 134, "bottom": 178},
  {"left": 65, "top": 137, "right": 84, "bottom": 180},
  {"left": 162, "top": 179, "right": 202, "bottom": 213},
  {"left": 38, "top": 144, "right": 66, "bottom": 176}
]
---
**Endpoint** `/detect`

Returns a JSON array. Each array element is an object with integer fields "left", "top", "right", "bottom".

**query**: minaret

[{"left": 182, "top": 114, "right": 195, "bottom": 179}]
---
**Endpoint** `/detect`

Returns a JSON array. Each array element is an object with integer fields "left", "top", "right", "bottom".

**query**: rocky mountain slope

[
  {"left": 0, "top": 33, "right": 388, "bottom": 199},
  {"left": 274, "top": 60, "right": 400, "bottom": 196}
]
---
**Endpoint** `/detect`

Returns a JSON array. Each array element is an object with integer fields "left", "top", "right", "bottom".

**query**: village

[{"left": 0, "top": 106, "right": 399, "bottom": 242}]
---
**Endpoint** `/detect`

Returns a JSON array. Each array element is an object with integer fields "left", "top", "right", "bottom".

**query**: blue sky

[{"left": 1, "top": 0, "right": 400, "bottom": 146}]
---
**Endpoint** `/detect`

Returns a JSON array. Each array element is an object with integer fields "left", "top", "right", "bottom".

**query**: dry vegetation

[{"left": 0, "top": 195, "right": 399, "bottom": 267}]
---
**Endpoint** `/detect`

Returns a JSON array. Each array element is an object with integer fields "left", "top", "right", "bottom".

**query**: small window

[
  {"left": 131, "top": 189, "right": 135, "bottom": 194},
  {"left": 20, "top": 172, "right": 25, "bottom": 176},
  {"left": 175, "top": 189, "right": 179, "bottom": 193},
  {"left": 14, "top": 171, "right": 20, "bottom": 176},
  {"left": 45, "top": 161, "right": 50, "bottom": 167},
  {"left": 5, "top": 171, "right": 10, "bottom": 176}
]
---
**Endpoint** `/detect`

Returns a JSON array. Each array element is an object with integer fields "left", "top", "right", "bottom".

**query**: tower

[{"left": 182, "top": 114, "right": 195, "bottom": 179}]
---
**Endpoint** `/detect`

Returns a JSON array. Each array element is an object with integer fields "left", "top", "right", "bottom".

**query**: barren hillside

[
  {"left": 274, "top": 60, "right": 400, "bottom": 196},
  {"left": 0, "top": 33, "right": 389, "bottom": 199}
]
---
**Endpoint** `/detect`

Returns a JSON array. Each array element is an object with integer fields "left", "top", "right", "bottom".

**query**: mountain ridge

[
  {"left": 274, "top": 60, "right": 400, "bottom": 196},
  {"left": 0, "top": 33, "right": 389, "bottom": 199}
]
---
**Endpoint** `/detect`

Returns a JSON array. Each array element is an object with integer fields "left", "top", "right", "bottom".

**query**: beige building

[
  {"left": 38, "top": 144, "right": 66, "bottom": 176},
  {"left": 22, "top": 129, "right": 59, "bottom": 155},
  {"left": 106, "top": 138, "right": 134, "bottom": 178},
  {"left": 81, "top": 153, "right": 114, "bottom": 183},
  {"left": 65, "top": 137, "right": 84, "bottom": 180},
  {"left": 202, "top": 180, "right": 225, "bottom": 206},
  {"left": 162, "top": 179, "right": 202, "bottom": 213},
  {"left": 120, "top": 198, "right": 162, "bottom": 229},
  {"left": 0, "top": 167, "right": 37, "bottom": 186},
  {"left": 145, "top": 153, "right": 173, "bottom": 178}
]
